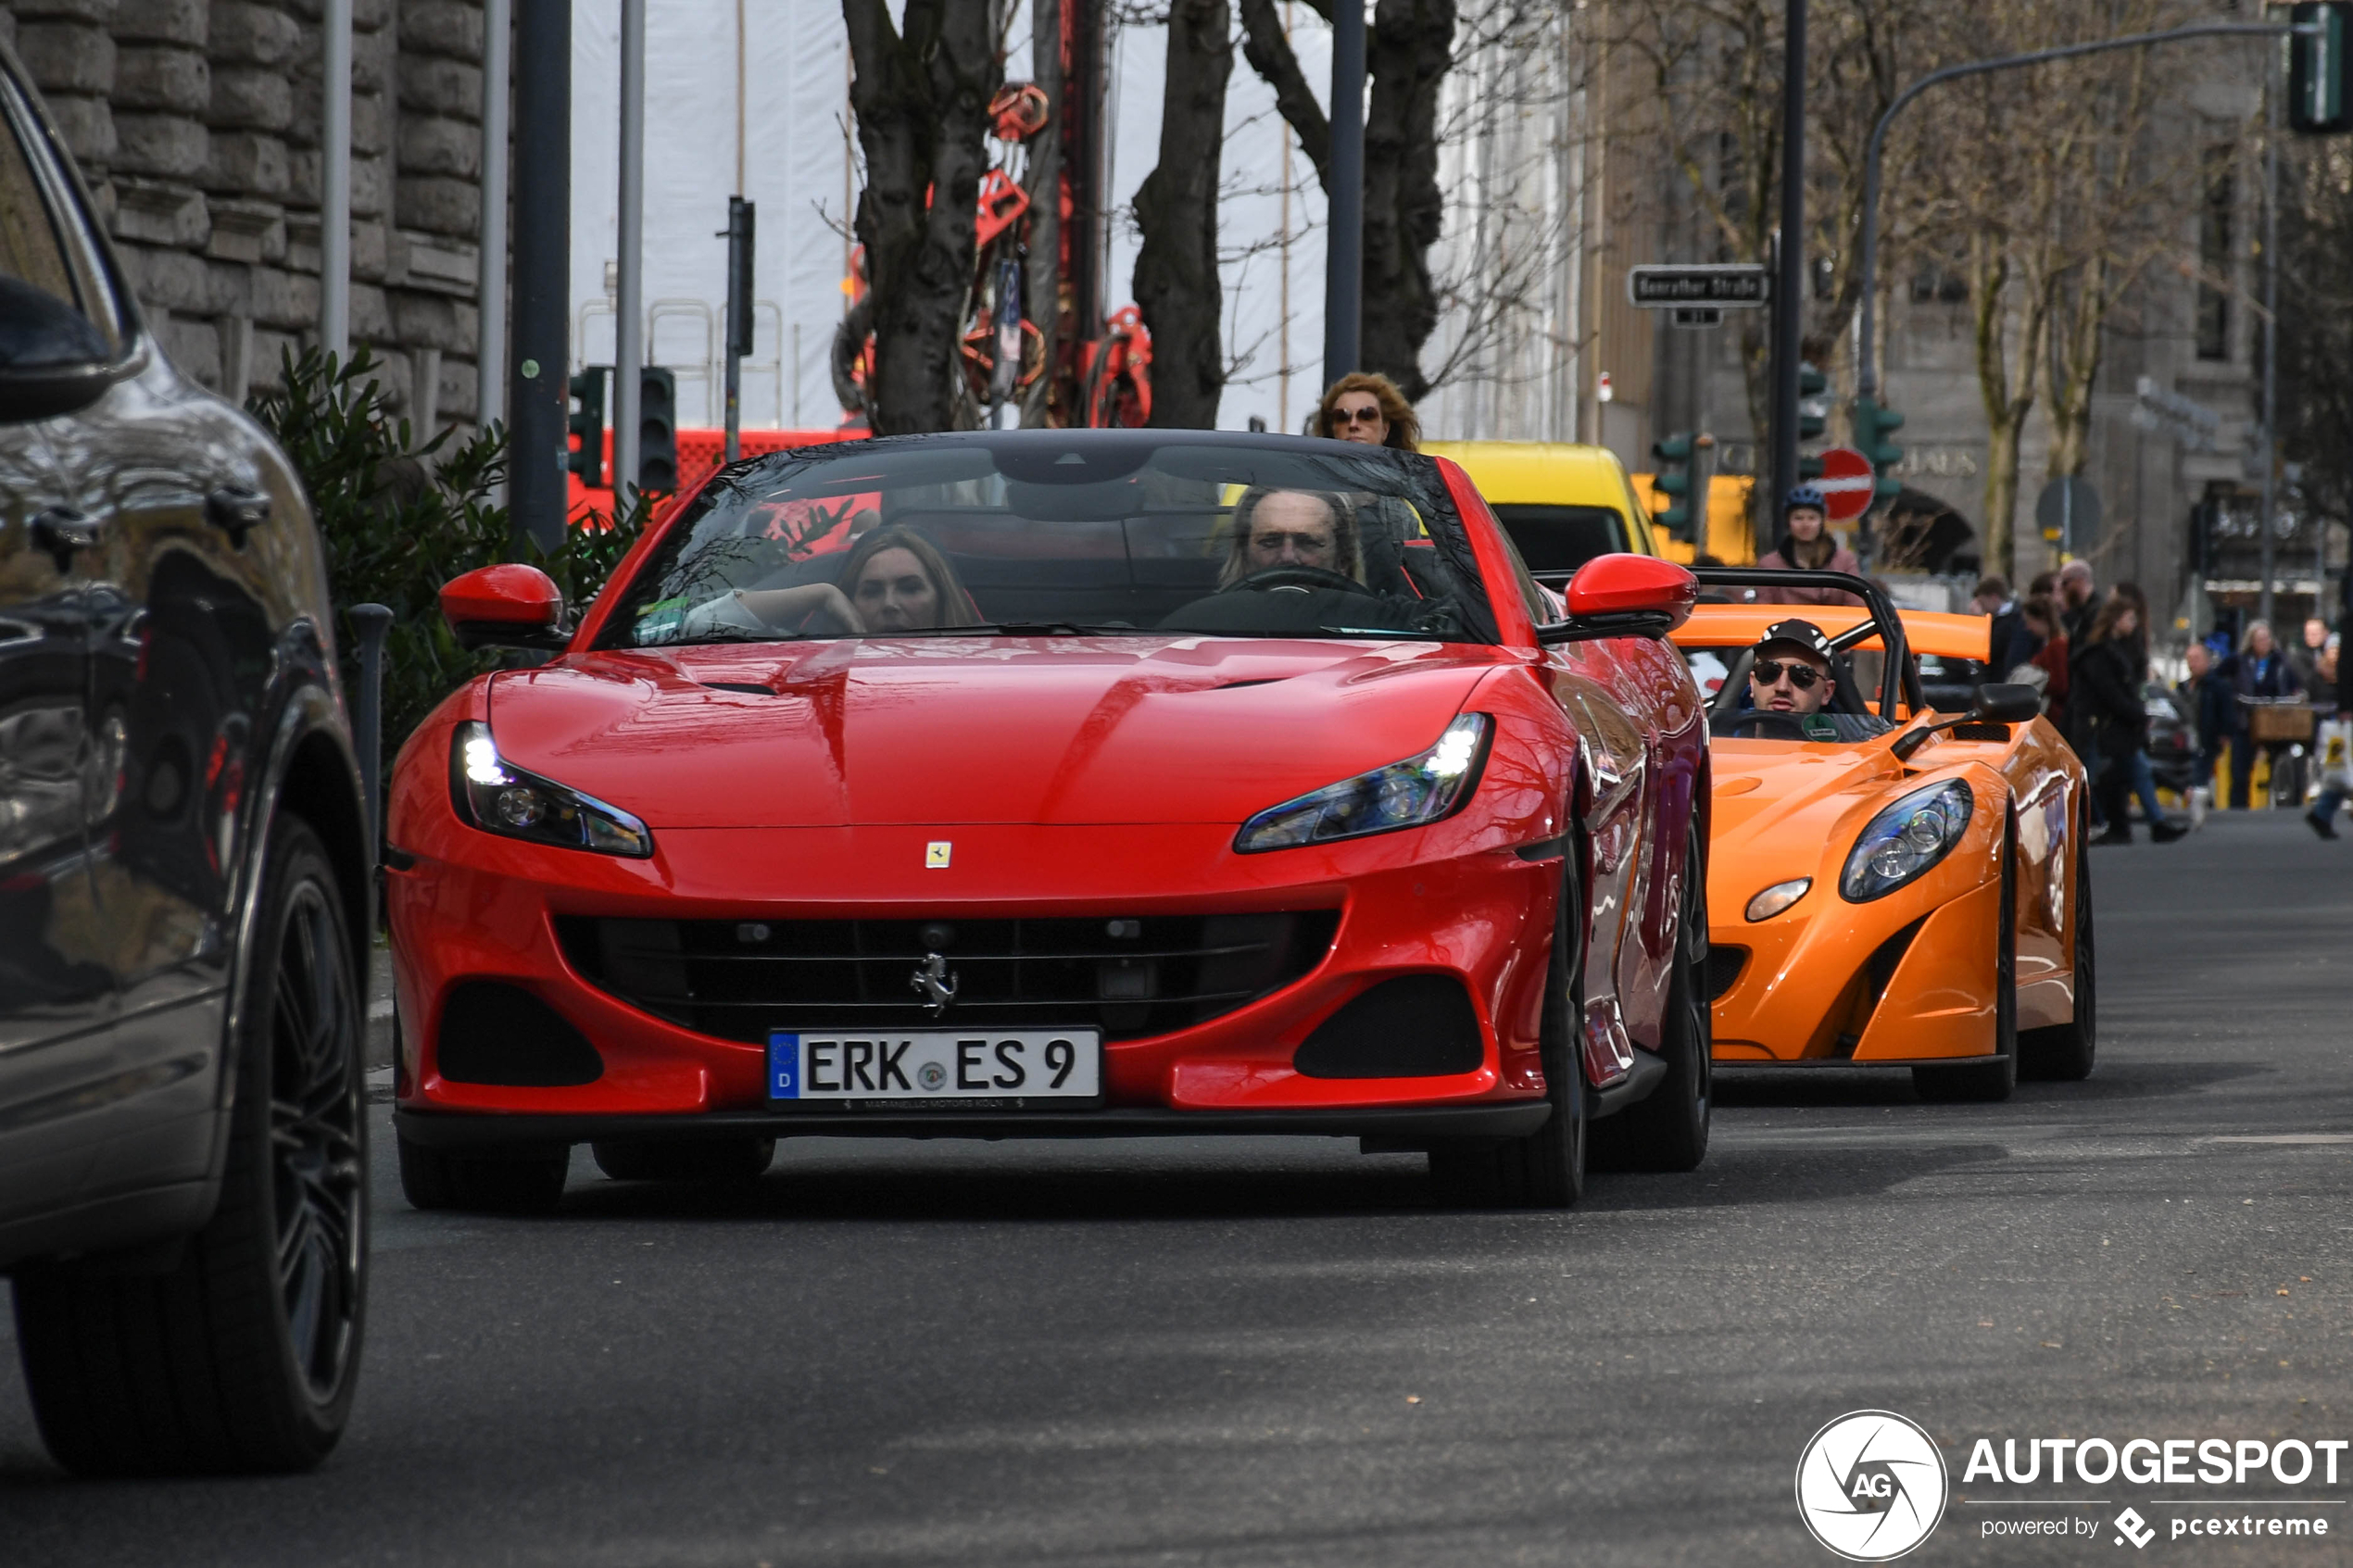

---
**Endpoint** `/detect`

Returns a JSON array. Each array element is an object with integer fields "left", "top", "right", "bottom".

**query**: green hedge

[{"left": 246, "top": 346, "right": 648, "bottom": 751}]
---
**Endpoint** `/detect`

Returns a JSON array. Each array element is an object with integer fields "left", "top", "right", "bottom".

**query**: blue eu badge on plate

[{"left": 768, "top": 1031, "right": 799, "bottom": 1098}]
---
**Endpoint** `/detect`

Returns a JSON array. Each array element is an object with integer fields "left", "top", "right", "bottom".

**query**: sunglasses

[
  {"left": 1332, "top": 405, "right": 1385, "bottom": 426},
  {"left": 1753, "top": 659, "right": 1824, "bottom": 690}
]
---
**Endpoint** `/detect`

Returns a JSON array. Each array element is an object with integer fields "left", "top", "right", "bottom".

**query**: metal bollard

[{"left": 348, "top": 603, "right": 395, "bottom": 864}]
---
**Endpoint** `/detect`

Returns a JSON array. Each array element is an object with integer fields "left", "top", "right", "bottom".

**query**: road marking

[{"left": 2203, "top": 1135, "right": 2353, "bottom": 1145}]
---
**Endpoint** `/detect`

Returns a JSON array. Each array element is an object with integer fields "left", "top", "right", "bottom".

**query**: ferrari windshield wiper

[{"left": 904, "top": 621, "right": 1138, "bottom": 636}]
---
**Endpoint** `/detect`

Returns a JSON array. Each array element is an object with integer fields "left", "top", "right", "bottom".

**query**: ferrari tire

[
  {"left": 1428, "top": 850, "right": 1588, "bottom": 1208},
  {"left": 397, "top": 1134, "right": 569, "bottom": 1215},
  {"left": 13, "top": 817, "right": 366, "bottom": 1476},
  {"left": 1591, "top": 822, "right": 1711, "bottom": 1173},
  {"left": 1914, "top": 824, "right": 2019, "bottom": 1104},
  {"left": 592, "top": 1136, "right": 775, "bottom": 1185},
  {"left": 2020, "top": 818, "right": 2097, "bottom": 1081}
]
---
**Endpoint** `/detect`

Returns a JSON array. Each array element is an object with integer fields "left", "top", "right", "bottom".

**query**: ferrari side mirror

[
  {"left": 1970, "top": 683, "right": 2044, "bottom": 724},
  {"left": 1536, "top": 553, "right": 1698, "bottom": 644},
  {"left": 440, "top": 564, "right": 569, "bottom": 651}
]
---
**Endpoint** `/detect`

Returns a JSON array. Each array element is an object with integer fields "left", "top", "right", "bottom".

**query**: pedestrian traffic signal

[
  {"left": 1797, "top": 360, "right": 1829, "bottom": 443},
  {"left": 1651, "top": 432, "right": 1698, "bottom": 539},
  {"left": 638, "top": 367, "right": 678, "bottom": 495},
  {"left": 1855, "top": 396, "right": 1906, "bottom": 501},
  {"left": 567, "top": 367, "right": 608, "bottom": 488},
  {"left": 2291, "top": 3, "right": 2352, "bottom": 135}
]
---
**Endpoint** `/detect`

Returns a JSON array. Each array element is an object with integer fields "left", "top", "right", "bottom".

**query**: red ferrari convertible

[{"left": 384, "top": 432, "right": 1710, "bottom": 1210}]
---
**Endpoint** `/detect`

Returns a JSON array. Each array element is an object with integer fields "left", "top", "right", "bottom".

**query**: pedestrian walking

[
  {"left": 1315, "top": 373, "right": 1421, "bottom": 451},
  {"left": 2108, "top": 583, "right": 2183, "bottom": 840},
  {"left": 2073, "top": 596, "right": 2181, "bottom": 844},
  {"left": 2227, "top": 619, "right": 2306, "bottom": 809},
  {"left": 2016, "top": 594, "right": 2069, "bottom": 729},
  {"left": 2289, "top": 615, "right": 2330, "bottom": 695},
  {"left": 2309, "top": 633, "right": 2353, "bottom": 838},
  {"left": 2057, "top": 560, "right": 2098, "bottom": 648},
  {"left": 2179, "top": 641, "right": 2232, "bottom": 804},
  {"left": 1973, "top": 575, "right": 2032, "bottom": 673},
  {"left": 1754, "top": 486, "right": 1864, "bottom": 606}
]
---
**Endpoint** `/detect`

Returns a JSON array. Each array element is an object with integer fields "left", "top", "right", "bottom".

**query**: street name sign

[
  {"left": 1628, "top": 264, "right": 1771, "bottom": 309},
  {"left": 1814, "top": 447, "right": 1876, "bottom": 521}
]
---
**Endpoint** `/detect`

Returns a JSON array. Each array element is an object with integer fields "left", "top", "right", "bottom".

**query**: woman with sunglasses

[{"left": 1315, "top": 372, "right": 1421, "bottom": 451}]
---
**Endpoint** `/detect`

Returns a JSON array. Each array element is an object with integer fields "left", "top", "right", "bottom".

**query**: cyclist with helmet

[{"left": 1755, "top": 484, "right": 1864, "bottom": 606}]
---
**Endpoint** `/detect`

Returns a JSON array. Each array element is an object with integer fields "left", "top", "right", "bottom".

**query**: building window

[{"left": 2197, "top": 144, "right": 2234, "bottom": 361}]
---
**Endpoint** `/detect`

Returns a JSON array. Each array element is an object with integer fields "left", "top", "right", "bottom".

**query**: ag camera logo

[{"left": 1796, "top": 1410, "right": 1950, "bottom": 1562}]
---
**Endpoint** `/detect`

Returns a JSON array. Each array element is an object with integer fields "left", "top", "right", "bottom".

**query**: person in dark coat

[
  {"left": 2309, "top": 631, "right": 2353, "bottom": 838},
  {"left": 2073, "top": 596, "right": 2177, "bottom": 844},
  {"left": 2178, "top": 641, "right": 2232, "bottom": 802},
  {"left": 2228, "top": 619, "right": 2304, "bottom": 809},
  {"left": 2057, "top": 560, "right": 2098, "bottom": 649}
]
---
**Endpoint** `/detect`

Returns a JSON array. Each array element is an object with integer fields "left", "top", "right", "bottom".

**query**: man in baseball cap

[{"left": 1748, "top": 618, "right": 1837, "bottom": 719}]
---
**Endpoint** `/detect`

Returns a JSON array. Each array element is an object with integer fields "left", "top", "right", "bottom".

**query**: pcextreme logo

[{"left": 1796, "top": 1410, "right": 1952, "bottom": 1562}]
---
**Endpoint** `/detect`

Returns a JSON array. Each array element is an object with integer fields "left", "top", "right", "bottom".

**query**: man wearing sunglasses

[{"left": 1748, "top": 619, "right": 1837, "bottom": 718}]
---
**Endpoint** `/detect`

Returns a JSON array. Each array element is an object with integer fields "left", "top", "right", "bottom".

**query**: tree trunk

[
  {"left": 843, "top": 0, "right": 1002, "bottom": 434},
  {"left": 1238, "top": 0, "right": 1456, "bottom": 402},
  {"left": 1969, "top": 238, "right": 2045, "bottom": 583},
  {"left": 1360, "top": 0, "right": 1454, "bottom": 400},
  {"left": 1133, "top": 0, "right": 1233, "bottom": 428},
  {"left": 1023, "top": 0, "right": 1063, "bottom": 426}
]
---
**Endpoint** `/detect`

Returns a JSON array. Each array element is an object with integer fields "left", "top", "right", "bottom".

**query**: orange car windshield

[{"left": 1683, "top": 646, "right": 1898, "bottom": 743}]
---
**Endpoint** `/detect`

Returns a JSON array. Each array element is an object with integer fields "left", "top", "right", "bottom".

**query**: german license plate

[{"left": 767, "top": 1029, "right": 1102, "bottom": 1103}]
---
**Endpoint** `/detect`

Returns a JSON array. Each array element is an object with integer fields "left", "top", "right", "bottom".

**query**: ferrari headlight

[
  {"left": 1234, "top": 713, "right": 1491, "bottom": 853},
  {"left": 449, "top": 721, "right": 653, "bottom": 858},
  {"left": 1840, "top": 780, "right": 1971, "bottom": 902}
]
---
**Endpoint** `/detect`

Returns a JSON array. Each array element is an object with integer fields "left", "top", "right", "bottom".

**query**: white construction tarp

[{"left": 570, "top": 1, "right": 1332, "bottom": 433}]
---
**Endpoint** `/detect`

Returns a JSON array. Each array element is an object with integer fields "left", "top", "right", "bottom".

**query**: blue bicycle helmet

[{"left": 1783, "top": 484, "right": 1827, "bottom": 514}]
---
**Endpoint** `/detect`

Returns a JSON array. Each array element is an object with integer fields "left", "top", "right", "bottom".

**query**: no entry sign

[{"left": 1813, "top": 446, "right": 1876, "bottom": 521}]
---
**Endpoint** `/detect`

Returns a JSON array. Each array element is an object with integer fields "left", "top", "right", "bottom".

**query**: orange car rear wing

[
  {"left": 1673, "top": 604, "right": 1992, "bottom": 662},
  {"left": 1677, "top": 567, "right": 1935, "bottom": 716}
]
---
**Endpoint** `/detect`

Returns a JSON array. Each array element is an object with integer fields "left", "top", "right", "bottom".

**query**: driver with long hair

[{"left": 1218, "top": 487, "right": 1361, "bottom": 589}]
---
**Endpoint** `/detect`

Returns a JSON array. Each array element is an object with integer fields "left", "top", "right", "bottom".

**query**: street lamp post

[
  {"left": 1768, "top": 0, "right": 1806, "bottom": 557},
  {"left": 2259, "top": 40, "right": 2284, "bottom": 631},
  {"left": 1323, "top": 0, "right": 1365, "bottom": 386}
]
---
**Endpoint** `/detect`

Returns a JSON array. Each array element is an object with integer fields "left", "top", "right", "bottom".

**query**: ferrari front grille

[{"left": 553, "top": 910, "right": 1341, "bottom": 1043}]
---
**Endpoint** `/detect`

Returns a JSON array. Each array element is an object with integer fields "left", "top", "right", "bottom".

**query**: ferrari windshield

[{"left": 598, "top": 433, "right": 1500, "bottom": 647}]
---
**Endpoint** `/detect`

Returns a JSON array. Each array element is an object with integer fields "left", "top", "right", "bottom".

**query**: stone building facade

[{"left": 1, "top": 0, "right": 487, "bottom": 430}]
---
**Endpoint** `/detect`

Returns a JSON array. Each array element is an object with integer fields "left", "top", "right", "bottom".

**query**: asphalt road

[{"left": 5, "top": 812, "right": 2350, "bottom": 1567}]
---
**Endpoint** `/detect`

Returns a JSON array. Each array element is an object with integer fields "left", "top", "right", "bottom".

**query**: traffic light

[
  {"left": 567, "top": 366, "right": 608, "bottom": 487},
  {"left": 1651, "top": 433, "right": 1698, "bottom": 539},
  {"left": 638, "top": 366, "right": 678, "bottom": 495},
  {"left": 2291, "top": 3, "right": 2352, "bottom": 135},
  {"left": 1855, "top": 396, "right": 1906, "bottom": 501},
  {"left": 1797, "top": 360, "right": 1829, "bottom": 443}
]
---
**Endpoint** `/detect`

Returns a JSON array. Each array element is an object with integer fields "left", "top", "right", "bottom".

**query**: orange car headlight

[{"left": 1841, "top": 780, "right": 1972, "bottom": 901}]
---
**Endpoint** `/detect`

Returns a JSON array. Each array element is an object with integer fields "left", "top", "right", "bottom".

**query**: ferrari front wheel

[
  {"left": 1591, "top": 822, "right": 1711, "bottom": 1172},
  {"left": 398, "top": 1133, "right": 570, "bottom": 1214},
  {"left": 1428, "top": 851, "right": 1588, "bottom": 1208},
  {"left": 1914, "top": 825, "right": 2019, "bottom": 1104}
]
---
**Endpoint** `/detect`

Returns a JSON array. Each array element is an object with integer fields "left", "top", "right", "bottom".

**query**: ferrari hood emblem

[{"left": 911, "top": 952, "right": 959, "bottom": 1015}]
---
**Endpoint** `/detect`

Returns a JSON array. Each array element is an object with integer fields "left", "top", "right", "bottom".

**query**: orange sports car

[{"left": 1678, "top": 569, "right": 2094, "bottom": 1100}]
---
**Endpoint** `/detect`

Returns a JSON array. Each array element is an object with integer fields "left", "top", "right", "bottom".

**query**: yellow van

[{"left": 1426, "top": 440, "right": 1755, "bottom": 571}]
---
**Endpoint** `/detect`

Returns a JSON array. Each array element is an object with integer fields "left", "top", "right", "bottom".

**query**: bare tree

[
  {"left": 1239, "top": 0, "right": 1459, "bottom": 400},
  {"left": 844, "top": 0, "right": 1004, "bottom": 433},
  {"left": 1134, "top": 0, "right": 1236, "bottom": 426}
]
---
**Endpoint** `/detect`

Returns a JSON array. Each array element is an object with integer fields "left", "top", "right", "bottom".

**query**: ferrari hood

[{"left": 485, "top": 637, "right": 1507, "bottom": 828}]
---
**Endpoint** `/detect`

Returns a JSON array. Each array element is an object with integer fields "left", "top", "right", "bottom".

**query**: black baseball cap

[{"left": 1753, "top": 618, "right": 1834, "bottom": 664}]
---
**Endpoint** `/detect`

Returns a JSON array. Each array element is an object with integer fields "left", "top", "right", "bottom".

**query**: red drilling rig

[{"left": 831, "top": 3, "right": 1151, "bottom": 431}]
